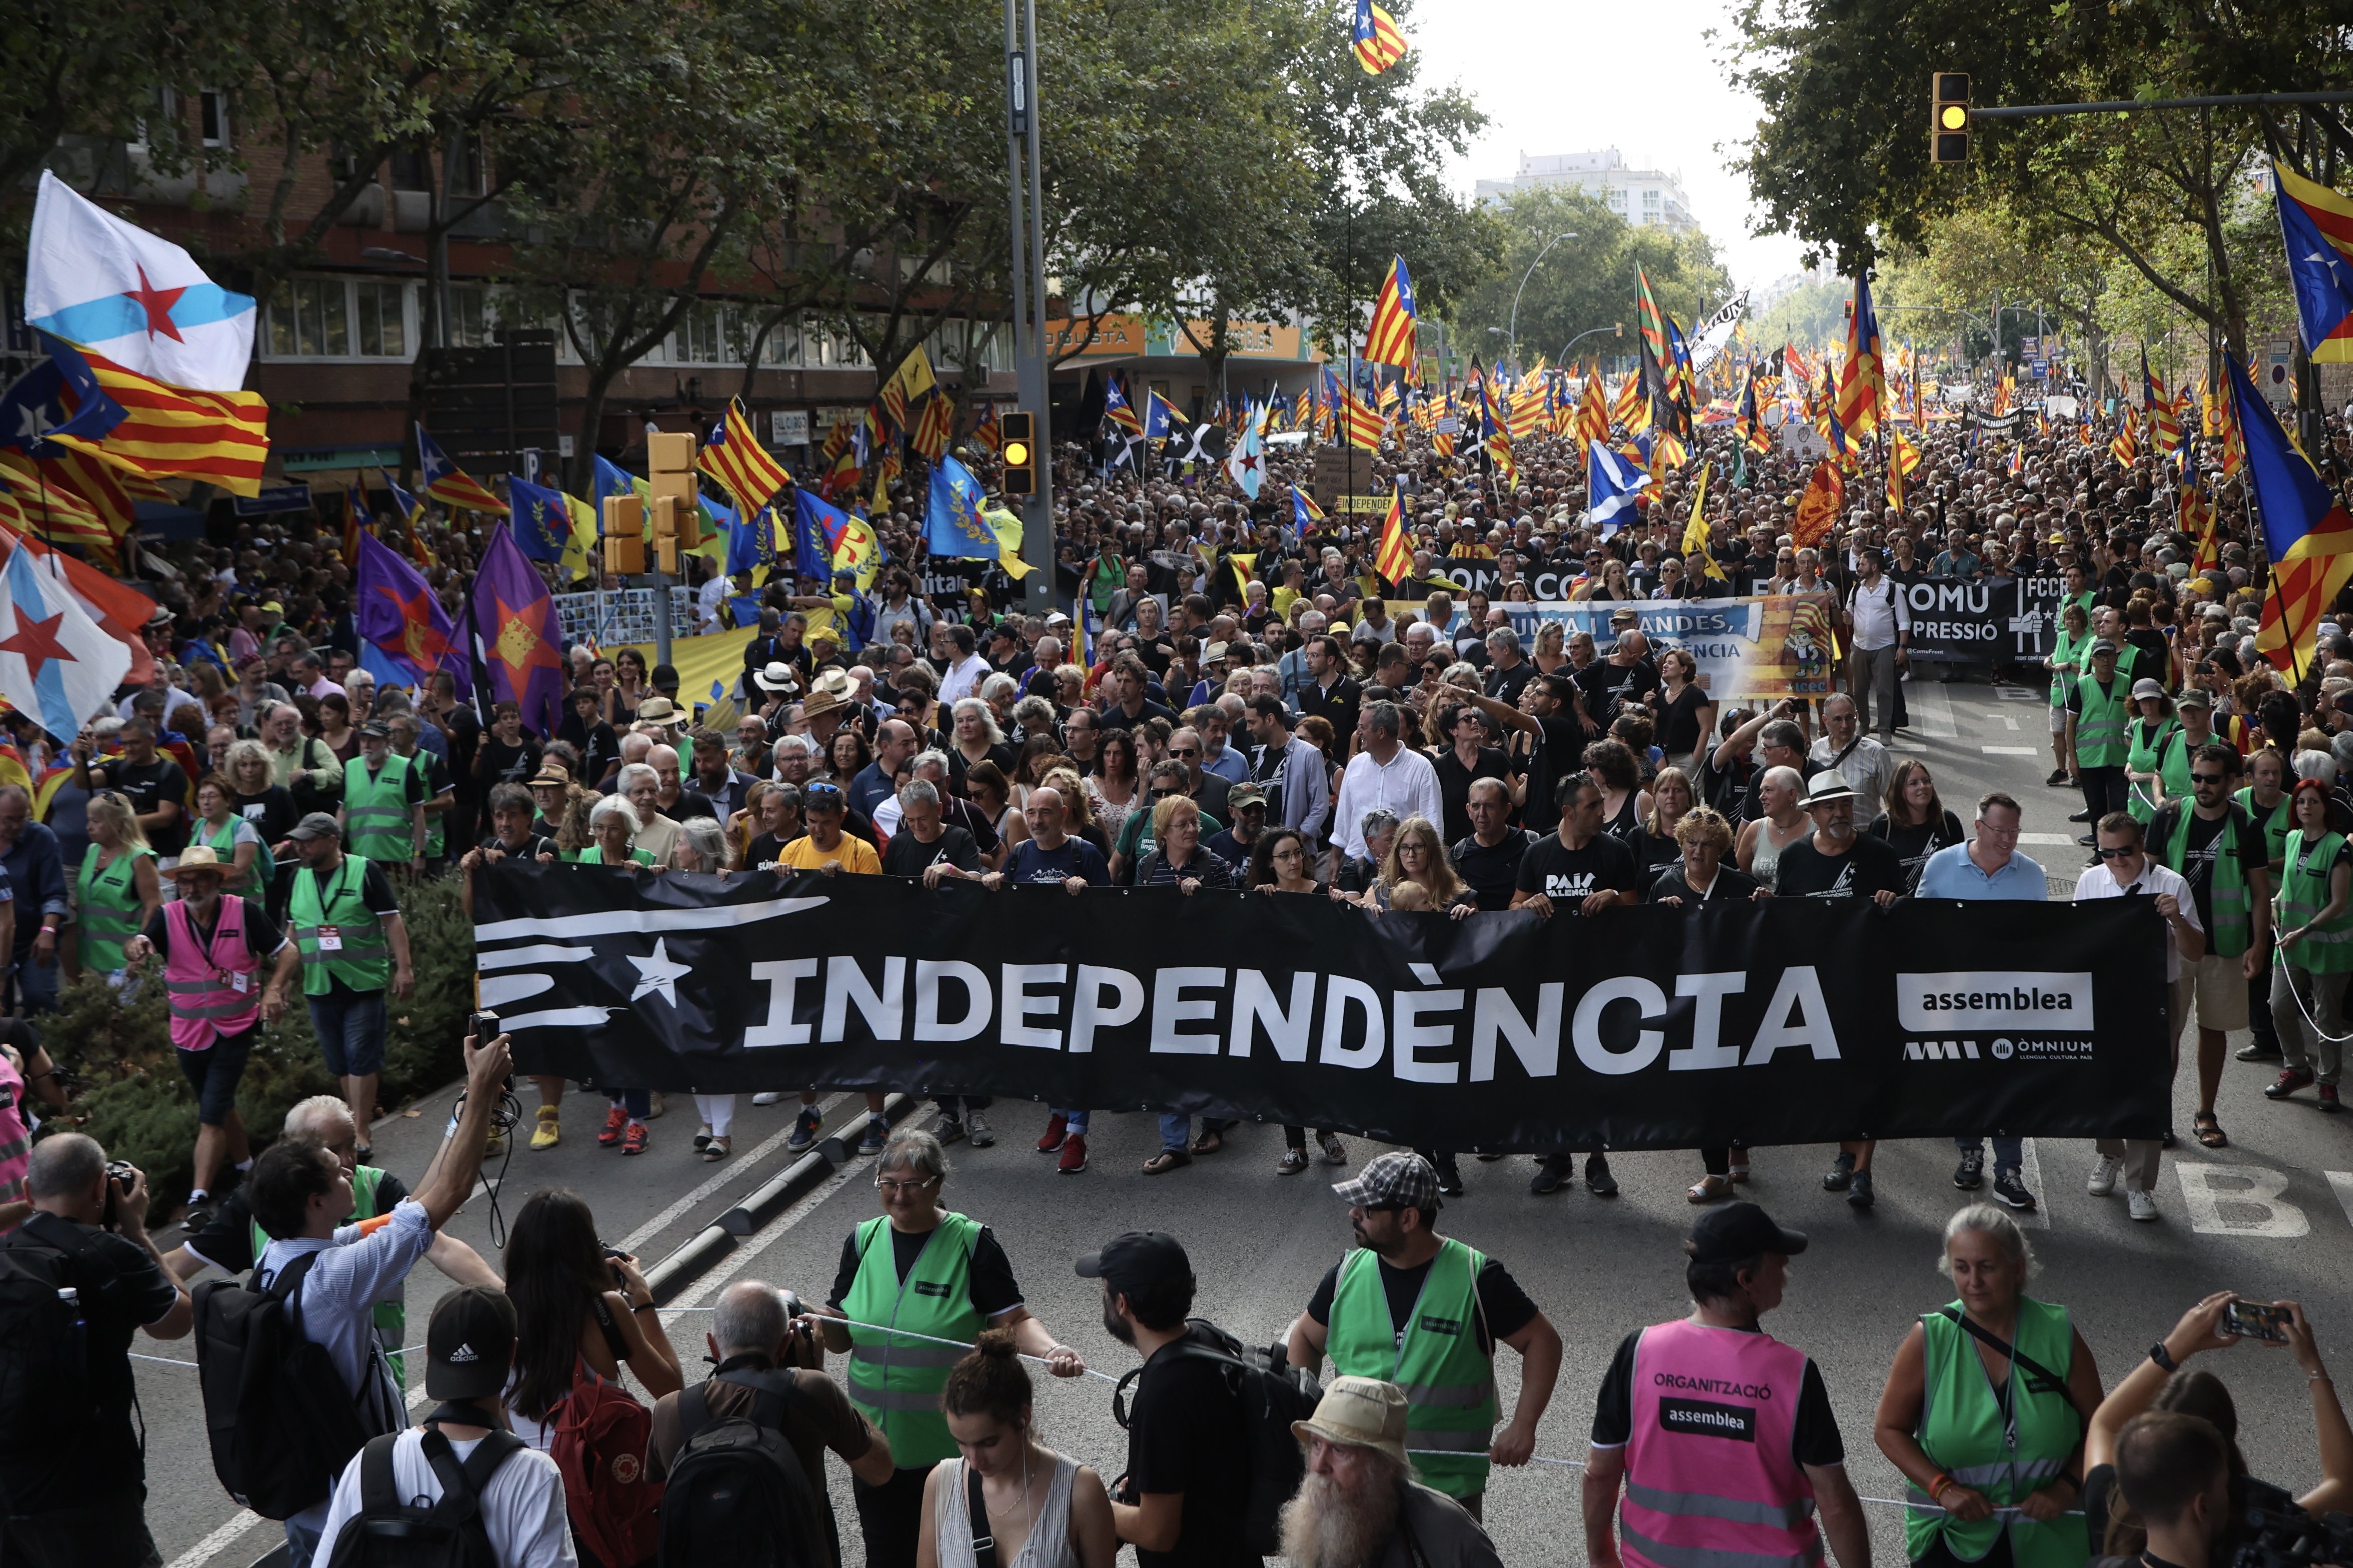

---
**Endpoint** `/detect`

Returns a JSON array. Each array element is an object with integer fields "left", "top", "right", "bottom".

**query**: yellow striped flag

[
  {"left": 1361, "top": 255, "right": 1418, "bottom": 368},
  {"left": 1374, "top": 482, "right": 1412, "bottom": 584},
  {"left": 700, "top": 399, "right": 792, "bottom": 515},
  {"left": 43, "top": 340, "right": 269, "bottom": 495}
]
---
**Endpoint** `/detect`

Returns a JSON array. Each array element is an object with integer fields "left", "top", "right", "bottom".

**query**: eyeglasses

[
  {"left": 874, "top": 1175, "right": 939, "bottom": 1195},
  {"left": 2095, "top": 845, "right": 2138, "bottom": 860}
]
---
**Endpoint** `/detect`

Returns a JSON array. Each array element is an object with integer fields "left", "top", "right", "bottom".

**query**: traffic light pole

[{"left": 1005, "top": 0, "right": 1054, "bottom": 612}]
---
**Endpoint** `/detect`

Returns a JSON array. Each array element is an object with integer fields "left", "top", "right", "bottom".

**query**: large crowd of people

[{"left": 5, "top": 368, "right": 2353, "bottom": 1567}]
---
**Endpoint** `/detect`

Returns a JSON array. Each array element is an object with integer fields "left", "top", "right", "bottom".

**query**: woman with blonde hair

[
  {"left": 1041, "top": 766, "right": 1109, "bottom": 854},
  {"left": 1356, "top": 814, "right": 1472, "bottom": 915},
  {"left": 1531, "top": 620, "right": 1570, "bottom": 675},
  {"left": 1630, "top": 765, "right": 1696, "bottom": 878},
  {"left": 71, "top": 791, "right": 159, "bottom": 981}
]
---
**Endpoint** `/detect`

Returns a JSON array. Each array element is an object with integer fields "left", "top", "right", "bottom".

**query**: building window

[
  {"left": 1607, "top": 187, "right": 1626, "bottom": 210},
  {"left": 446, "top": 284, "right": 493, "bottom": 348},
  {"left": 268, "top": 279, "right": 349, "bottom": 357},
  {"left": 388, "top": 148, "right": 433, "bottom": 193},
  {"left": 678, "top": 304, "right": 723, "bottom": 365},
  {"left": 1643, "top": 188, "right": 1661, "bottom": 210},
  {"left": 355, "top": 281, "right": 407, "bottom": 357},
  {"left": 199, "top": 90, "right": 230, "bottom": 149}
]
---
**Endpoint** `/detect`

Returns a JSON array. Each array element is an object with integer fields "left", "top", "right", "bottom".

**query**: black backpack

[
  {"left": 324, "top": 1419, "right": 525, "bottom": 1568},
  {"left": 0, "top": 1226, "right": 104, "bottom": 1472},
  {"left": 193, "top": 1251, "right": 375, "bottom": 1519},
  {"left": 1113, "top": 1319, "right": 1320, "bottom": 1557},
  {"left": 657, "top": 1367, "right": 835, "bottom": 1568}
]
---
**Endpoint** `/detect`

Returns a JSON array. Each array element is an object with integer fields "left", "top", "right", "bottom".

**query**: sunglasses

[
  {"left": 2095, "top": 845, "right": 2138, "bottom": 860},
  {"left": 1150, "top": 788, "right": 1180, "bottom": 800},
  {"left": 2191, "top": 772, "right": 2228, "bottom": 784}
]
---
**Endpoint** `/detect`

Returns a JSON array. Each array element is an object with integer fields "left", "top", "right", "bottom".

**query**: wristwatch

[{"left": 2149, "top": 1341, "right": 2179, "bottom": 1372}]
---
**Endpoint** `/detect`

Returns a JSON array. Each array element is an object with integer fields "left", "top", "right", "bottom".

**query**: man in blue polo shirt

[{"left": 1917, "top": 790, "right": 2046, "bottom": 1211}]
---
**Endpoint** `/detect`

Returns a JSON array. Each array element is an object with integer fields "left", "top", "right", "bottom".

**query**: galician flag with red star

[
  {"left": 354, "top": 527, "right": 468, "bottom": 694},
  {"left": 24, "top": 170, "right": 255, "bottom": 392},
  {"left": 0, "top": 529, "right": 131, "bottom": 741},
  {"left": 468, "top": 521, "right": 566, "bottom": 737}
]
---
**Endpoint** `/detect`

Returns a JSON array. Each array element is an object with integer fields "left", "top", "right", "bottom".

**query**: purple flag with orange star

[
  {"left": 354, "top": 528, "right": 467, "bottom": 694},
  {"left": 468, "top": 520, "right": 564, "bottom": 736}
]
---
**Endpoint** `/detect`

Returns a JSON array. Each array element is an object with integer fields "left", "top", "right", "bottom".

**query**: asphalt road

[{"left": 147, "top": 675, "right": 2353, "bottom": 1568}]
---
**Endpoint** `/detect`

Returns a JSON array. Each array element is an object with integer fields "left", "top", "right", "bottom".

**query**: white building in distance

[{"left": 1475, "top": 149, "right": 1698, "bottom": 232}]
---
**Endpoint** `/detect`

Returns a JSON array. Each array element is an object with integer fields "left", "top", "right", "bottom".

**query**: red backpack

[{"left": 549, "top": 1364, "right": 662, "bottom": 1567}]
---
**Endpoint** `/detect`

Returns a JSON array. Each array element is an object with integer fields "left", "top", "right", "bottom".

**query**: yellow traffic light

[
  {"left": 1001, "top": 411, "right": 1039, "bottom": 497},
  {"left": 1930, "top": 73, "right": 1971, "bottom": 163},
  {"left": 602, "top": 493, "right": 645, "bottom": 576}
]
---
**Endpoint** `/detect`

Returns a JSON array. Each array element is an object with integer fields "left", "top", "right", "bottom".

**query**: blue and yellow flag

[{"left": 925, "top": 455, "right": 997, "bottom": 560}]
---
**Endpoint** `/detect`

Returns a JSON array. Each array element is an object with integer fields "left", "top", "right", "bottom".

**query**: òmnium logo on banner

[{"left": 1896, "top": 971, "right": 2094, "bottom": 1033}]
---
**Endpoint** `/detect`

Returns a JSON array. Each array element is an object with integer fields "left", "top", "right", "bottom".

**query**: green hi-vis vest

[
  {"left": 2046, "top": 628, "right": 2088, "bottom": 708},
  {"left": 2072, "top": 676, "right": 2129, "bottom": 769},
  {"left": 571, "top": 845, "right": 654, "bottom": 866},
  {"left": 842, "top": 1212, "right": 982, "bottom": 1468},
  {"left": 2278, "top": 829, "right": 2353, "bottom": 975},
  {"left": 2126, "top": 718, "right": 2181, "bottom": 825},
  {"left": 2237, "top": 787, "right": 2294, "bottom": 872},
  {"left": 194, "top": 815, "right": 273, "bottom": 893},
  {"left": 344, "top": 754, "right": 419, "bottom": 865},
  {"left": 75, "top": 845, "right": 151, "bottom": 972},
  {"left": 1326, "top": 1238, "right": 1498, "bottom": 1499},
  {"left": 250, "top": 1164, "right": 407, "bottom": 1384},
  {"left": 1906, "top": 1299, "right": 2086, "bottom": 1568},
  {"left": 2155, "top": 802, "right": 2255, "bottom": 959},
  {"left": 290, "top": 856, "right": 391, "bottom": 995},
  {"left": 409, "top": 757, "right": 444, "bottom": 859}
]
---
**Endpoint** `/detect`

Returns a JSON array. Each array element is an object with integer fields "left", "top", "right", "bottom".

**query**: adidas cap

[{"left": 426, "top": 1285, "right": 517, "bottom": 1401}]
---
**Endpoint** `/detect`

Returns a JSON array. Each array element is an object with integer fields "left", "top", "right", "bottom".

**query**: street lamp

[
  {"left": 1506, "top": 232, "right": 1576, "bottom": 372},
  {"left": 1558, "top": 321, "right": 1623, "bottom": 364}
]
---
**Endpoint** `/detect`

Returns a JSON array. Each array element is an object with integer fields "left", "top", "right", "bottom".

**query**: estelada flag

[
  {"left": 1353, "top": 0, "right": 1406, "bottom": 73},
  {"left": 1374, "top": 482, "right": 1412, "bottom": 585},
  {"left": 31, "top": 331, "right": 268, "bottom": 496},
  {"left": 1361, "top": 255, "right": 1417, "bottom": 368},
  {"left": 1791, "top": 459, "right": 1843, "bottom": 549},
  {"left": 415, "top": 423, "right": 507, "bottom": 514},
  {"left": 2235, "top": 351, "right": 2353, "bottom": 680},
  {"left": 2275, "top": 161, "right": 2353, "bottom": 363},
  {"left": 700, "top": 399, "right": 792, "bottom": 516}
]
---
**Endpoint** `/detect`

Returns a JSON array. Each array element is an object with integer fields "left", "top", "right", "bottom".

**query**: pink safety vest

[
  {"left": 1621, "top": 1318, "right": 1825, "bottom": 1568},
  {"left": 164, "top": 896, "right": 261, "bottom": 1051},
  {"left": 0, "top": 1051, "right": 28, "bottom": 1208}
]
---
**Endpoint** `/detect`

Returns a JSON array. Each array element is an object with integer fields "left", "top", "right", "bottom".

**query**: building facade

[{"left": 1474, "top": 148, "right": 1698, "bottom": 232}]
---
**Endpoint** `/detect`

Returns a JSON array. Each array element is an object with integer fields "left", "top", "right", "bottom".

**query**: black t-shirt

[
  {"left": 826, "top": 1221, "right": 1023, "bottom": 1322},
  {"left": 1574, "top": 659, "right": 1661, "bottom": 729},
  {"left": 745, "top": 831, "right": 790, "bottom": 871},
  {"left": 1653, "top": 684, "right": 1709, "bottom": 756},
  {"left": 473, "top": 735, "right": 541, "bottom": 787},
  {"left": 477, "top": 832, "right": 558, "bottom": 863},
  {"left": 2149, "top": 804, "right": 2269, "bottom": 938},
  {"left": 1098, "top": 699, "right": 1178, "bottom": 733},
  {"left": 1124, "top": 1333, "right": 1258, "bottom": 1568},
  {"left": 1519, "top": 714, "right": 1591, "bottom": 836},
  {"left": 98, "top": 755, "right": 191, "bottom": 854},
  {"left": 1434, "top": 746, "right": 1512, "bottom": 844},
  {"left": 1305, "top": 1249, "right": 1540, "bottom": 1357},
  {"left": 1590, "top": 1325, "right": 1844, "bottom": 1467},
  {"left": 559, "top": 714, "right": 622, "bottom": 784},
  {"left": 182, "top": 1170, "right": 413, "bottom": 1275},
  {"left": 1772, "top": 834, "right": 1908, "bottom": 900},
  {"left": 1866, "top": 810, "right": 1967, "bottom": 893},
  {"left": 0, "top": 1212, "right": 182, "bottom": 1508},
  {"left": 1484, "top": 658, "right": 1535, "bottom": 708},
  {"left": 1648, "top": 864, "right": 1761, "bottom": 904},
  {"left": 232, "top": 785, "right": 300, "bottom": 848},
  {"left": 1452, "top": 829, "right": 1533, "bottom": 911},
  {"left": 1515, "top": 832, "right": 1641, "bottom": 905},
  {"left": 879, "top": 824, "right": 981, "bottom": 879},
  {"left": 1698, "top": 748, "right": 1755, "bottom": 826}
]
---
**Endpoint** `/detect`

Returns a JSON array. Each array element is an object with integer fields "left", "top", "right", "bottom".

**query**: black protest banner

[
  {"left": 1894, "top": 575, "right": 2064, "bottom": 663},
  {"left": 474, "top": 864, "right": 2169, "bottom": 1152}
]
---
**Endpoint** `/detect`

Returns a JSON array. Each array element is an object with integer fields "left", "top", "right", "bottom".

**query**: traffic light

[
  {"left": 1001, "top": 411, "right": 1038, "bottom": 497},
  {"left": 602, "top": 493, "right": 645, "bottom": 576},
  {"left": 646, "top": 430, "right": 701, "bottom": 551},
  {"left": 1931, "top": 73, "right": 1971, "bottom": 163},
  {"left": 650, "top": 494, "right": 680, "bottom": 576}
]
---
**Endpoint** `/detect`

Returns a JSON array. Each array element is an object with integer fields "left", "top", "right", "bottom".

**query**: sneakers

[
  {"left": 752, "top": 1090, "right": 789, "bottom": 1106},
  {"left": 1822, "top": 1151, "right": 1856, "bottom": 1191},
  {"left": 2267, "top": 1067, "right": 2317, "bottom": 1101},
  {"left": 1036, "top": 1113, "right": 1069, "bottom": 1153},
  {"left": 598, "top": 1105, "right": 628, "bottom": 1146},
  {"left": 932, "top": 1114, "right": 967, "bottom": 1145},
  {"left": 1278, "top": 1147, "right": 1310, "bottom": 1175},
  {"left": 1585, "top": 1155, "right": 1619, "bottom": 1196},
  {"left": 181, "top": 1202, "right": 213, "bottom": 1233},
  {"left": 1318, "top": 1132, "right": 1348, "bottom": 1166},
  {"left": 2087, "top": 1156, "right": 2123, "bottom": 1197},
  {"left": 858, "top": 1117, "right": 888, "bottom": 1156},
  {"left": 1058, "top": 1134, "right": 1088, "bottom": 1174},
  {"left": 1529, "top": 1156, "right": 1573, "bottom": 1195},
  {"left": 531, "top": 1106, "right": 561, "bottom": 1150},
  {"left": 1435, "top": 1156, "right": 1466, "bottom": 1197},
  {"left": 2128, "top": 1189, "right": 2161, "bottom": 1221},
  {"left": 787, "top": 1107, "right": 821, "bottom": 1151},
  {"left": 621, "top": 1121, "right": 649, "bottom": 1156},
  {"left": 1847, "top": 1170, "right": 1875, "bottom": 1209},
  {"left": 2237, "top": 1039, "right": 2285, "bottom": 1062},
  {"left": 1992, "top": 1168, "right": 2037, "bottom": 1211},
  {"left": 966, "top": 1110, "right": 995, "bottom": 1148},
  {"left": 2324, "top": 1085, "right": 2343, "bottom": 1114},
  {"left": 2068, "top": 807, "right": 2095, "bottom": 823},
  {"left": 2046, "top": 768, "right": 2071, "bottom": 787},
  {"left": 1953, "top": 1149, "right": 1985, "bottom": 1190}
]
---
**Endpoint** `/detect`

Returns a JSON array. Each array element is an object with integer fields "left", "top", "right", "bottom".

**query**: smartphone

[{"left": 2223, "top": 1300, "right": 2292, "bottom": 1343}]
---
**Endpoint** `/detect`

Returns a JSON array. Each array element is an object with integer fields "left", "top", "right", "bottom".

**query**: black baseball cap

[
  {"left": 1688, "top": 1202, "right": 1808, "bottom": 1265},
  {"left": 1076, "top": 1230, "right": 1192, "bottom": 1299},
  {"left": 426, "top": 1286, "right": 517, "bottom": 1401}
]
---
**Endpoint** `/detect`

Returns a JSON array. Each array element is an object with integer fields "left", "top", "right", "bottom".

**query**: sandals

[
  {"left": 2193, "top": 1112, "right": 2228, "bottom": 1149},
  {"left": 1142, "top": 1149, "right": 1191, "bottom": 1175},
  {"left": 1688, "top": 1175, "right": 1735, "bottom": 1203},
  {"left": 1189, "top": 1128, "right": 1224, "bottom": 1155},
  {"left": 701, "top": 1135, "right": 732, "bottom": 1162}
]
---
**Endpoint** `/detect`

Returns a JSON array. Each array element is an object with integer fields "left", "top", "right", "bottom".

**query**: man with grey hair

[
  {"left": 646, "top": 1279, "right": 896, "bottom": 1541},
  {"left": 871, "top": 750, "right": 987, "bottom": 852},
  {"left": 1169, "top": 726, "right": 1233, "bottom": 820},
  {"left": 1280, "top": 1376, "right": 1502, "bottom": 1568},
  {"left": 1574, "top": 629, "right": 1660, "bottom": 730},
  {"left": 618, "top": 759, "right": 681, "bottom": 863},
  {"left": 1280, "top": 610, "right": 1331, "bottom": 708},
  {"left": 1, "top": 1133, "right": 190, "bottom": 1566},
  {"left": 1483, "top": 625, "right": 1534, "bottom": 707},
  {"left": 1809, "top": 694, "right": 1895, "bottom": 810},
  {"left": 1331, "top": 703, "right": 1441, "bottom": 864},
  {"left": 597, "top": 729, "right": 657, "bottom": 794}
]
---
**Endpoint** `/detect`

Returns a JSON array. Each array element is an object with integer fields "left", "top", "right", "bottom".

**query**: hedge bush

[{"left": 57, "top": 872, "right": 478, "bottom": 1209}]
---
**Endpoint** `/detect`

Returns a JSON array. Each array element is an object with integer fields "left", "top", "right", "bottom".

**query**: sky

[{"left": 1406, "top": 0, "right": 1813, "bottom": 293}]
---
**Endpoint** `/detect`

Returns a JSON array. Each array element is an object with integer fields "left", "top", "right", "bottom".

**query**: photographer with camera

[
  {"left": 0, "top": 1134, "right": 193, "bottom": 1567},
  {"left": 2081, "top": 1291, "right": 2352, "bottom": 1548},
  {"left": 2088, "top": 1412, "right": 2233, "bottom": 1568}
]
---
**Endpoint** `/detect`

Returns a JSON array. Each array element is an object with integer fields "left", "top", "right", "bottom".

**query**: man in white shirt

[
  {"left": 936, "top": 623, "right": 991, "bottom": 706},
  {"left": 1844, "top": 545, "right": 1908, "bottom": 741},
  {"left": 2075, "top": 810, "right": 2206, "bottom": 1222},
  {"left": 252, "top": 1030, "right": 514, "bottom": 1565},
  {"left": 1808, "top": 694, "right": 1895, "bottom": 813},
  {"left": 316, "top": 1286, "right": 575, "bottom": 1566},
  {"left": 1331, "top": 700, "right": 1442, "bottom": 863}
]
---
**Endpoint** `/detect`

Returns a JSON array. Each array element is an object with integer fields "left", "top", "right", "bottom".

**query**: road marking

[
  {"left": 2177, "top": 1162, "right": 2311, "bottom": 1237},
  {"left": 1890, "top": 741, "right": 1928, "bottom": 752},
  {"left": 616, "top": 1093, "right": 847, "bottom": 1255},
  {"left": 165, "top": 1512, "right": 271, "bottom": 1568},
  {"left": 1981, "top": 746, "right": 2039, "bottom": 756},
  {"left": 2017, "top": 833, "right": 2079, "bottom": 846},
  {"left": 1994, "top": 686, "right": 2041, "bottom": 702},
  {"left": 2326, "top": 1171, "right": 2353, "bottom": 1226},
  {"left": 663, "top": 1160, "right": 869, "bottom": 1315},
  {"left": 1905, "top": 681, "right": 1958, "bottom": 738}
]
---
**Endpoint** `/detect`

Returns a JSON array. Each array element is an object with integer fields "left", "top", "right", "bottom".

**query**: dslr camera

[{"left": 2234, "top": 1478, "right": 2353, "bottom": 1568}]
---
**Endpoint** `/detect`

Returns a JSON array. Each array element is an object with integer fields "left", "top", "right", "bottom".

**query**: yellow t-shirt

[{"left": 776, "top": 832, "right": 881, "bottom": 875}]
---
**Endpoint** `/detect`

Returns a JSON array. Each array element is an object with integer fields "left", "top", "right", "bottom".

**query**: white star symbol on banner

[{"left": 629, "top": 937, "right": 692, "bottom": 1006}]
